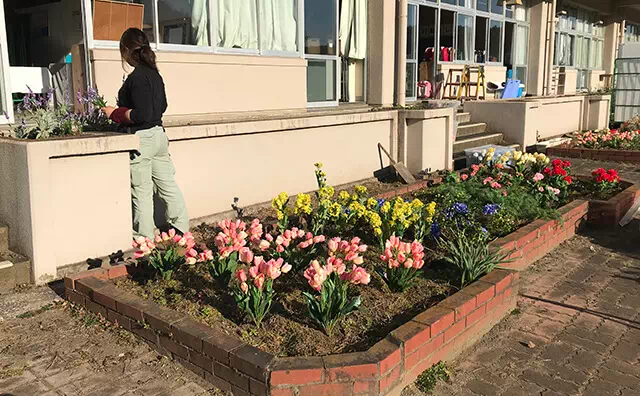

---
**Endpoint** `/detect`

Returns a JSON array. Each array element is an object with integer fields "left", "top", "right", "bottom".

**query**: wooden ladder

[{"left": 456, "top": 65, "right": 486, "bottom": 100}]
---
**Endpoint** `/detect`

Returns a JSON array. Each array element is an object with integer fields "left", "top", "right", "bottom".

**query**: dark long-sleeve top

[{"left": 117, "top": 65, "right": 168, "bottom": 133}]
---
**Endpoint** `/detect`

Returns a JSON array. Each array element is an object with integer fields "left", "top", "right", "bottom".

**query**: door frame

[{"left": 0, "top": 0, "right": 14, "bottom": 124}]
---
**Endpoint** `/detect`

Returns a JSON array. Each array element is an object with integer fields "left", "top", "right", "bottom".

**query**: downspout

[
  {"left": 395, "top": 0, "right": 408, "bottom": 106},
  {"left": 545, "top": 0, "right": 557, "bottom": 96}
]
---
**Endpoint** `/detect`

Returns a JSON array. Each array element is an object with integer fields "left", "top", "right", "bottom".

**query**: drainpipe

[
  {"left": 395, "top": 0, "right": 408, "bottom": 106},
  {"left": 544, "top": 0, "right": 557, "bottom": 96}
]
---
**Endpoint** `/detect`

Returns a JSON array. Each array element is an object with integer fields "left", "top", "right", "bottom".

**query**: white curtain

[
  {"left": 339, "top": 0, "right": 367, "bottom": 60},
  {"left": 217, "top": 0, "right": 258, "bottom": 49},
  {"left": 260, "top": 0, "right": 298, "bottom": 52},
  {"left": 191, "top": 0, "right": 210, "bottom": 46},
  {"left": 515, "top": 25, "right": 528, "bottom": 65},
  {"left": 457, "top": 15, "right": 473, "bottom": 62}
]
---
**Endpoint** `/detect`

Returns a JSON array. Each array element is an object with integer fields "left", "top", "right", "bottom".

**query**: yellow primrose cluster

[
  {"left": 294, "top": 193, "right": 312, "bottom": 215},
  {"left": 491, "top": 150, "right": 550, "bottom": 168},
  {"left": 354, "top": 185, "right": 368, "bottom": 196},
  {"left": 318, "top": 186, "right": 335, "bottom": 201},
  {"left": 424, "top": 201, "right": 437, "bottom": 223},
  {"left": 366, "top": 210, "right": 383, "bottom": 236},
  {"left": 271, "top": 192, "right": 290, "bottom": 221}
]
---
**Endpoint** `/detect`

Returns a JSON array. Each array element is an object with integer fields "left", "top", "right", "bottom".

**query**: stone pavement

[
  {"left": 422, "top": 225, "right": 640, "bottom": 396},
  {"left": 562, "top": 157, "right": 640, "bottom": 185}
]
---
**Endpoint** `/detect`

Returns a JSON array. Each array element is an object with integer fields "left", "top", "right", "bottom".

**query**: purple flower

[{"left": 482, "top": 204, "right": 500, "bottom": 216}]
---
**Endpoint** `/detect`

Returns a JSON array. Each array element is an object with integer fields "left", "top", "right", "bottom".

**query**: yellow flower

[
  {"left": 271, "top": 192, "right": 289, "bottom": 210},
  {"left": 314, "top": 162, "right": 323, "bottom": 168},
  {"left": 338, "top": 191, "right": 351, "bottom": 205},
  {"left": 294, "top": 193, "right": 312, "bottom": 215},
  {"left": 374, "top": 227, "right": 382, "bottom": 236},
  {"left": 380, "top": 201, "right": 391, "bottom": 214},
  {"left": 366, "top": 198, "right": 378, "bottom": 210},
  {"left": 329, "top": 202, "right": 341, "bottom": 218},
  {"left": 425, "top": 202, "right": 437, "bottom": 223},
  {"left": 512, "top": 150, "right": 523, "bottom": 161},
  {"left": 366, "top": 211, "right": 382, "bottom": 228},
  {"left": 354, "top": 185, "right": 368, "bottom": 196},
  {"left": 349, "top": 202, "right": 367, "bottom": 218},
  {"left": 318, "top": 186, "right": 335, "bottom": 200}
]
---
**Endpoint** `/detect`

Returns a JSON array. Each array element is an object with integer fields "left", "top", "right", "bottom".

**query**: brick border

[
  {"left": 547, "top": 146, "right": 640, "bottom": 163},
  {"left": 63, "top": 180, "right": 636, "bottom": 396},
  {"left": 65, "top": 263, "right": 518, "bottom": 396}
]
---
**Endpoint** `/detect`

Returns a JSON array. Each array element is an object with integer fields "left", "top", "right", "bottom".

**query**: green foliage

[
  {"left": 233, "top": 278, "right": 275, "bottom": 328},
  {"left": 376, "top": 265, "right": 422, "bottom": 293},
  {"left": 415, "top": 361, "right": 451, "bottom": 394},
  {"left": 303, "top": 272, "right": 362, "bottom": 336},
  {"left": 208, "top": 251, "right": 239, "bottom": 286},
  {"left": 149, "top": 247, "right": 185, "bottom": 280},
  {"left": 437, "top": 229, "right": 511, "bottom": 287}
]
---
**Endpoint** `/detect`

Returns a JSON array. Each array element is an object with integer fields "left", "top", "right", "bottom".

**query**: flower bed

[
  {"left": 547, "top": 126, "right": 640, "bottom": 163},
  {"left": 63, "top": 157, "right": 636, "bottom": 395}
]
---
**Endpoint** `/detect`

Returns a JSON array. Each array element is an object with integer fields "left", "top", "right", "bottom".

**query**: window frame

[{"left": 304, "top": 0, "right": 339, "bottom": 107}]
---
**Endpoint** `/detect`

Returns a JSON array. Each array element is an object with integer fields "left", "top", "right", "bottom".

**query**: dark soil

[{"left": 113, "top": 246, "right": 454, "bottom": 358}]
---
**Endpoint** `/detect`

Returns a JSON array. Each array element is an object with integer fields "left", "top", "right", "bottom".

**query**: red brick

[
  {"left": 378, "top": 347, "right": 401, "bottom": 374},
  {"left": 516, "top": 228, "right": 538, "bottom": 248},
  {"left": 189, "top": 350, "right": 214, "bottom": 373},
  {"left": 131, "top": 321, "right": 158, "bottom": 344},
  {"left": 270, "top": 357, "right": 324, "bottom": 386},
  {"left": 92, "top": 286, "right": 117, "bottom": 311},
  {"left": 144, "top": 305, "right": 186, "bottom": 334},
  {"left": 231, "top": 385, "right": 250, "bottom": 396},
  {"left": 202, "top": 329, "right": 244, "bottom": 365},
  {"left": 174, "top": 354, "right": 205, "bottom": 378},
  {"left": 465, "top": 305, "right": 487, "bottom": 327},
  {"left": 481, "top": 270, "right": 513, "bottom": 293},
  {"left": 85, "top": 299, "right": 107, "bottom": 317},
  {"left": 404, "top": 350, "right": 421, "bottom": 370},
  {"left": 503, "top": 287, "right": 514, "bottom": 301},
  {"left": 443, "top": 320, "right": 465, "bottom": 343},
  {"left": 324, "top": 352, "right": 378, "bottom": 382},
  {"left": 418, "top": 333, "right": 444, "bottom": 361},
  {"left": 486, "top": 294, "right": 503, "bottom": 312},
  {"left": 298, "top": 383, "right": 352, "bottom": 396},
  {"left": 354, "top": 380, "right": 379, "bottom": 395},
  {"left": 65, "top": 289, "right": 85, "bottom": 306},
  {"left": 413, "top": 307, "right": 455, "bottom": 336},
  {"left": 438, "top": 292, "right": 476, "bottom": 322},
  {"left": 108, "top": 265, "right": 129, "bottom": 279},
  {"left": 213, "top": 361, "right": 249, "bottom": 390},
  {"left": 369, "top": 337, "right": 401, "bottom": 374},
  {"left": 379, "top": 365, "right": 402, "bottom": 392},
  {"left": 159, "top": 335, "right": 189, "bottom": 359},
  {"left": 229, "top": 344, "right": 274, "bottom": 381},
  {"left": 249, "top": 377, "right": 268, "bottom": 396},
  {"left": 115, "top": 296, "right": 146, "bottom": 322},
  {"left": 390, "top": 321, "right": 431, "bottom": 355},
  {"left": 460, "top": 281, "right": 495, "bottom": 305},
  {"left": 106, "top": 309, "right": 131, "bottom": 330},
  {"left": 171, "top": 317, "right": 215, "bottom": 352}
]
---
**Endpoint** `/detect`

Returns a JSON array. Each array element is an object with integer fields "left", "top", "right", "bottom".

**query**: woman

[{"left": 102, "top": 28, "right": 189, "bottom": 239}]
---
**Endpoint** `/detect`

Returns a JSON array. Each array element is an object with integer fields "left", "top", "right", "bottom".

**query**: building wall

[
  {"left": 92, "top": 49, "right": 308, "bottom": 116},
  {"left": 367, "top": 0, "right": 396, "bottom": 106},
  {"left": 527, "top": 0, "right": 551, "bottom": 96}
]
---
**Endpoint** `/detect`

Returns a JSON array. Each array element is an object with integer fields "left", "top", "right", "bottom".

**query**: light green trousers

[{"left": 131, "top": 126, "right": 189, "bottom": 239}]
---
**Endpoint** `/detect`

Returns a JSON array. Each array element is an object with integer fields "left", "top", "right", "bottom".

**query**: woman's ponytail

[{"left": 120, "top": 28, "right": 159, "bottom": 71}]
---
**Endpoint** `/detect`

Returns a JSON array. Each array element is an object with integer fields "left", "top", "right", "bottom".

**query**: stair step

[
  {"left": 457, "top": 122, "right": 488, "bottom": 138},
  {"left": 0, "top": 251, "right": 31, "bottom": 293},
  {"left": 453, "top": 132, "right": 504, "bottom": 153},
  {"left": 0, "top": 224, "right": 7, "bottom": 253},
  {"left": 456, "top": 112, "right": 471, "bottom": 124}
]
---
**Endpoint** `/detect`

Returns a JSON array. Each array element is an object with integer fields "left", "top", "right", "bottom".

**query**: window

[
  {"left": 305, "top": 0, "right": 337, "bottom": 104},
  {"left": 439, "top": 10, "right": 455, "bottom": 62},
  {"left": 627, "top": 24, "right": 640, "bottom": 43},
  {"left": 554, "top": 32, "right": 574, "bottom": 66},
  {"left": 157, "top": 0, "right": 210, "bottom": 46},
  {"left": 476, "top": 0, "right": 489, "bottom": 13},
  {"left": 475, "top": 17, "right": 488, "bottom": 63},
  {"left": 490, "top": 0, "right": 503, "bottom": 15},
  {"left": 406, "top": 4, "right": 418, "bottom": 99},
  {"left": 456, "top": 14, "right": 473, "bottom": 62},
  {"left": 488, "top": 20, "right": 502, "bottom": 63},
  {"left": 260, "top": 0, "right": 299, "bottom": 52}
]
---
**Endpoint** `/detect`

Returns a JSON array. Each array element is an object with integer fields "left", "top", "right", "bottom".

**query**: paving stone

[
  {"left": 582, "top": 378, "right": 622, "bottom": 396},
  {"left": 465, "top": 378, "right": 501, "bottom": 396},
  {"left": 604, "top": 358, "right": 640, "bottom": 378},
  {"left": 569, "top": 350, "right": 604, "bottom": 372},
  {"left": 540, "top": 342, "right": 577, "bottom": 362},
  {"left": 521, "top": 369, "right": 580, "bottom": 394},
  {"left": 564, "top": 325, "right": 617, "bottom": 347},
  {"left": 499, "top": 381, "right": 544, "bottom": 396},
  {"left": 42, "top": 364, "right": 92, "bottom": 389},
  {"left": 540, "top": 361, "right": 589, "bottom": 385},
  {"left": 597, "top": 368, "right": 640, "bottom": 389},
  {"left": 611, "top": 340, "right": 640, "bottom": 363},
  {"left": 557, "top": 332, "right": 609, "bottom": 354}
]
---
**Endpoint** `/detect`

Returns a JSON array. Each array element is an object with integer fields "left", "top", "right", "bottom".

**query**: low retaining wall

[
  {"left": 64, "top": 264, "right": 517, "bottom": 396},
  {"left": 547, "top": 146, "right": 640, "bottom": 164}
]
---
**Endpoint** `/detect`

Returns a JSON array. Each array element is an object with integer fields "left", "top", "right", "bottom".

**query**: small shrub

[
  {"left": 378, "top": 236, "right": 426, "bottom": 292},
  {"left": 415, "top": 361, "right": 451, "bottom": 394}
]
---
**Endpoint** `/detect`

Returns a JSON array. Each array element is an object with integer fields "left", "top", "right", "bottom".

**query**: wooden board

[
  {"left": 93, "top": 0, "right": 144, "bottom": 41},
  {"left": 619, "top": 198, "right": 640, "bottom": 227}
]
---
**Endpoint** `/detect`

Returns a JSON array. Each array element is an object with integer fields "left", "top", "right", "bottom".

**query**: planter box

[
  {"left": 0, "top": 134, "right": 138, "bottom": 284},
  {"left": 64, "top": 263, "right": 518, "bottom": 396},
  {"left": 398, "top": 108, "right": 455, "bottom": 174},
  {"left": 547, "top": 146, "right": 640, "bottom": 164}
]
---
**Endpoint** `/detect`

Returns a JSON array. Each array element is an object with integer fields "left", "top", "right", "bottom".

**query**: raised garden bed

[
  {"left": 63, "top": 169, "right": 636, "bottom": 396},
  {"left": 547, "top": 146, "right": 640, "bottom": 164},
  {"left": 547, "top": 127, "right": 640, "bottom": 164}
]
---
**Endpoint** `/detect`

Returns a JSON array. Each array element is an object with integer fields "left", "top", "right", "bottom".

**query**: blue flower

[
  {"left": 453, "top": 203, "right": 468, "bottom": 215},
  {"left": 430, "top": 222, "right": 441, "bottom": 239},
  {"left": 344, "top": 208, "right": 351, "bottom": 215},
  {"left": 377, "top": 198, "right": 386, "bottom": 207},
  {"left": 482, "top": 204, "right": 500, "bottom": 216},
  {"left": 481, "top": 227, "right": 488, "bottom": 234}
]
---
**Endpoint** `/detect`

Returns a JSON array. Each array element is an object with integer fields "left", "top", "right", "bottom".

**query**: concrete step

[
  {"left": 453, "top": 132, "right": 504, "bottom": 153},
  {"left": 456, "top": 122, "right": 488, "bottom": 138},
  {"left": 0, "top": 251, "right": 31, "bottom": 294},
  {"left": 456, "top": 112, "right": 472, "bottom": 124},
  {"left": 0, "top": 224, "right": 7, "bottom": 253}
]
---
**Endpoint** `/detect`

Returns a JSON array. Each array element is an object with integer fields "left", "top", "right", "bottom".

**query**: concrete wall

[
  {"left": 528, "top": 0, "right": 552, "bottom": 96},
  {"left": 367, "top": 0, "right": 396, "bottom": 106},
  {"left": 164, "top": 111, "right": 399, "bottom": 220},
  {"left": 92, "top": 49, "right": 308, "bottom": 116},
  {"left": 400, "top": 108, "right": 455, "bottom": 173},
  {"left": 464, "top": 94, "right": 610, "bottom": 148},
  {"left": 0, "top": 135, "right": 138, "bottom": 284}
]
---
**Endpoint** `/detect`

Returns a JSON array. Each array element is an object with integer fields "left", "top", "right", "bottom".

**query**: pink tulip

[
  {"left": 258, "top": 240, "right": 270, "bottom": 251},
  {"left": 239, "top": 247, "right": 254, "bottom": 264},
  {"left": 352, "top": 256, "right": 364, "bottom": 265},
  {"left": 168, "top": 229, "right": 176, "bottom": 238},
  {"left": 397, "top": 252, "right": 406, "bottom": 264},
  {"left": 265, "top": 233, "right": 274, "bottom": 242},
  {"left": 313, "top": 235, "right": 326, "bottom": 243},
  {"left": 161, "top": 232, "right": 170, "bottom": 241},
  {"left": 281, "top": 263, "right": 292, "bottom": 273},
  {"left": 253, "top": 273, "right": 265, "bottom": 289},
  {"left": 266, "top": 264, "right": 281, "bottom": 280},
  {"left": 404, "top": 258, "right": 414, "bottom": 269},
  {"left": 249, "top": 265, "right": 259, "bottom": 278},
  {"left": 327, "top": 238, "right": 339, "bottom": 253},
  {"left": 461, "top": 174, "right": 469, "bottom": 181},
  {"left": 155, "top": 235, "right": 162, "bottom": 243},
  {"left": 240, "top": 282, "right": 249, "bottom": 294},
  {"left": 237, "top": 269, "right": 248, "bottom": 283}
]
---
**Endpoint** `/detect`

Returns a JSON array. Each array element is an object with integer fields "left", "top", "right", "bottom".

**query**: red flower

[
  {"left": 563, "top": 160, "right": 571, "bottom": 168},
  {"left": 552, "top": 166, "right": 567, "bottom": 176},
  {"left": 543, "top": 167, "right": 552, "bottom": 175},
  {"left": 564, "top": 176, "right": 573, "bottom": 184},
  {"left": 552, "top": 159, "right": 564, "bottom": 167}
]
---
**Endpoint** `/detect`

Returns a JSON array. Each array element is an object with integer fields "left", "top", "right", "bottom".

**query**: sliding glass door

[
  {"left": 305, "top": 0, "right": 339, "bottom": 106},
  {"left": 407, "top": 2, "right": 438, "bottom": 101},
  {"left": 406, "top": 4, "right": 418, "bottom": 101}
]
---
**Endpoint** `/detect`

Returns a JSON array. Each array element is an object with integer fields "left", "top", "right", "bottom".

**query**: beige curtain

[
  {"left": 260, "top": 0, "right": 298, "bottom": 52},
  {"left": 217, "top": 0, "right": 258, "bottom": 49},
  {"left": 339, "top": 0, "right": 367, "bottom": 59},
  {"left": 191, "top": 0, "right": 210, "bottom": 46}
]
